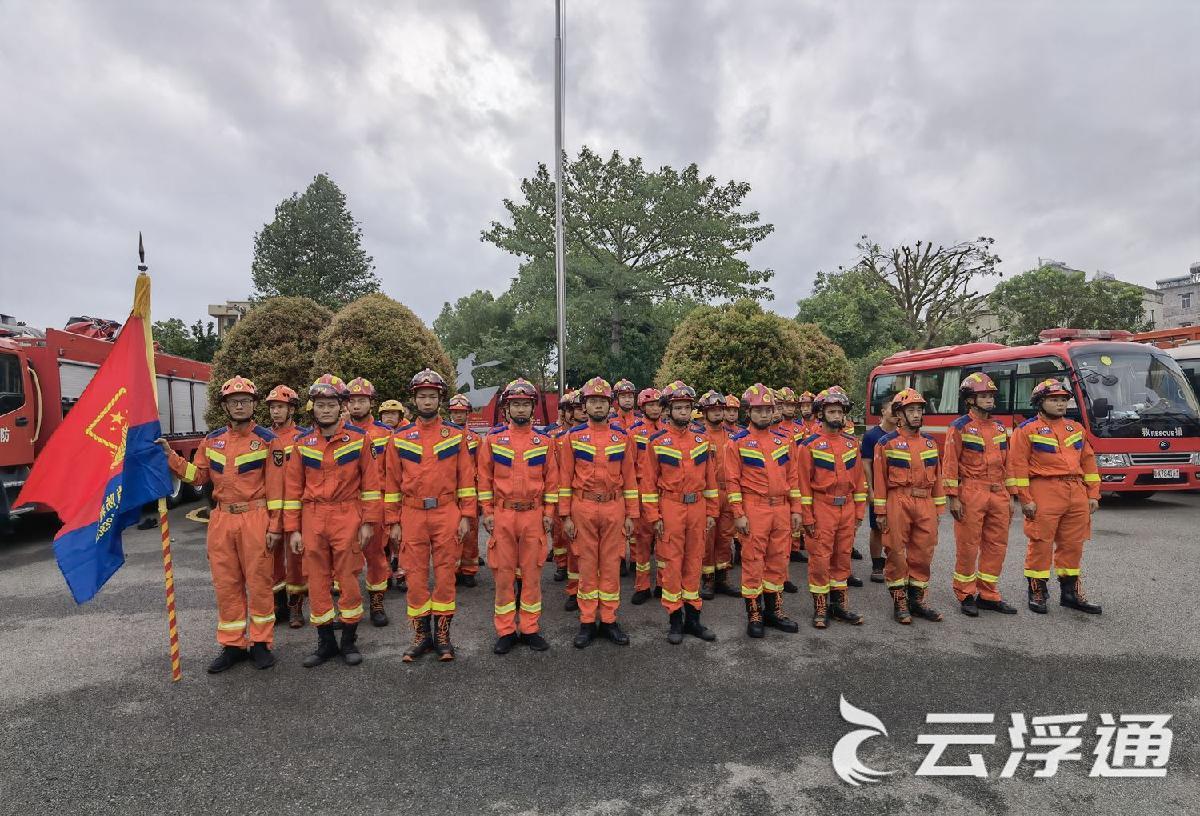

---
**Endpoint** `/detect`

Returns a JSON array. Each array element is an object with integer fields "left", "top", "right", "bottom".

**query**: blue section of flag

[{"left": 53, "top": 420, "right": 171, "bottom": 603}]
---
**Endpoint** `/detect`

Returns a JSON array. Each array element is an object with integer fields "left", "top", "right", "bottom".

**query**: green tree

[
  {"left": 251, "top": 173, "right": 379, "bottom": 311},
  {"left": 792, "top": 322, "right": 852, "bottom": 393},
  {"left": 989, "top": 264, "right": 1151, "bottom": 345},
  {"left": 656, "top": 300, "right": 808, "bottom": 397},
  {"left": 205, "top": 297, "right": 332, "bottom": 428},
  {"left": 432, "top": 290, "right": 549, "bottom": 390},
  {"left": 847, "top": 344, "right": 904, "bottom": 421},
  {"left": 312, "top": 293, "right": 454, "bottom": 408},
  {"left": 795, "top": 267, "right": 914, "bottom": 359},
  {"left": 153, "top": 318, "right": 220, "bottom": 362},
  {"left": 849, "top": 235, "right": 1001, "bottom": 349},
  {"left": 482, "top": 147, "right": 774, "bottom": 386}
]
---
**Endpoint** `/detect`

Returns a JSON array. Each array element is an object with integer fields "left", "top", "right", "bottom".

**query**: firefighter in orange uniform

[
  {"left": 345, "top": 377, "right": 393, "bottom": 627},
  {"left": 797, "top": 391, "right": 818, "bottom": 436},
  {"left": 478, "top": 378, "right": 558, "bottom": 654},
  {"left": 559, "top": 377, "right": 640, "bottom": 648},
  {"left": 698, "top": 390, "right": 739, "bottom": 599},
  {"left": 285, "top": 375, "right": 382, "bottom": 667},
  {"left": 265, "top": 384, "right": 309, "bottom": 629},
  {"left": 610, "top": 378, "right": 639, "bottom": 430},
  {"left": 1008, "top": 378, "right": 1102, "bottom": 615},
  {"left": 796, "top": 387, "right": 867, "bottom": 629},
  {"left": 447, "top": 393, "right": 483, "bottom": 589},
  {"left": 723, "top": 394, "right": 741, "bottom": 431},
  {"left": 384, "top": 369, "right": 477, "bottom": 662},
  {"left": 725, "top": 384, "right": 803, "bottom": 637},
  {"left": 548, "top": 390, "right": 578, "bottom": 585},
  {"left": 640, "top": 382, "right": 719, "bottom": 644},
  {"left": 873, "top": 388, "right": 946, "bottom": 624},
  {"left": 161, "top": 376, "right": 285, "bottom": 672},
  {"left": 629, "top": 387, "right": 664, "bottom": 604},
  {"left": 379, "top": 399, "right": 406, "bottom": 430},
  {"left": 943, "top": 373, "right": 1018, "bottom": 617}
]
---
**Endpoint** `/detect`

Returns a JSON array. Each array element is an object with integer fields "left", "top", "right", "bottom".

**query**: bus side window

[
  {"left": 870, "top": 374, "right": 900, "bottom": 416},
  {"left": 912, "top": 368, "right": 960, "bottom": 415},
  {"left": 961, "top": 364, "right": 1016, "bottom": 415},
  {"left": 1012, "top": 357, "right": 1068, "bottom": 417}
]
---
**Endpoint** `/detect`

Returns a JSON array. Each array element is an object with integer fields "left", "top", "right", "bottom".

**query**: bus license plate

[{"left": 1153, "top": 468, "right": 1180, "bottom": 480}]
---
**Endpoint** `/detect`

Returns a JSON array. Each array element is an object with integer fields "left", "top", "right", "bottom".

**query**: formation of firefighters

[{"left": 157, "top": 367, "right": 1104, "bottom": 673}]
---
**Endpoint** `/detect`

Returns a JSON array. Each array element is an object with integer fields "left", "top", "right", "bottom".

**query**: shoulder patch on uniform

[
  {"left": 649, "top": 428, "right": 669, "bottom": 442},
  {"left": 251, "top": 425, "right": 277, "bottom": 442},
  {"left": 920, "top": 432, "right": 937, "bottom": 444},
  {"left": 395, "top": 422, "right": 415, "bottom": 432},
  {"left": 609, "top": 423, "right": 627, "bottom": 434},
  {"left": 801, "top": 433, "right": 821, "bottom": 446},
  {"left": 879, "top": 430, "right": 899, "bottom": 445},
  {"left": 951, "top": 415, "right": 972, "bottom": 430},
  {"left": 344, "top": 423, "right": 366, "bottom": 434},
  {"left": 295, "top": 425, "right": 312, "bottom": 435},
  {"left": 730, "top": 429, "right": 749, "bottom": 440},
  {"left": 1018, "top": 417, "right": 1038, "bottom": 429},
  {"left": 570, "top": 422, "right": 588, "bottom": 432},
  {"left": 206, "top": 427, "right": 227, "bottom": 439}
]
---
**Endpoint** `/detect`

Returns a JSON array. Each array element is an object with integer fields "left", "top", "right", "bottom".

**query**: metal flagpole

[{"left": 554, "top": 0, "right": 567, "bottom": 398}]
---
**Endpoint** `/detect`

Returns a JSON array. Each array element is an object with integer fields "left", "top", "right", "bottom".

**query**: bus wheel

[{"left": 165, "top": 475, "right": 184, "bottom": 509}]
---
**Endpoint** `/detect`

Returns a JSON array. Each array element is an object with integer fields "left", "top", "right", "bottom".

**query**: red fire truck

[
  {"left": 865, "top": 329, "right": 1200, "bottom": 498},
  {"left": 0, "top": 320, "right": 212, "bottom": 528}
]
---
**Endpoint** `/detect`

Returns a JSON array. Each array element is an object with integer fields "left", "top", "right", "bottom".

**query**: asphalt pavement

[{"left": 0, "top": 493, "right": 1197, "bottom": 815}]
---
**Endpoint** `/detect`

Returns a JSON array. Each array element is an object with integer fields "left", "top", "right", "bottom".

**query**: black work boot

[
  {"left": 287, "top": 594, "right": 305, "bottom": 629},
  {"left": 683, "top": 604, "right": 716, "bottom": 641},
  {"left": 249, "top": 642, "right": 275, "bottom": 670},
  {"left": 830, "top": 588, "right": 863, "bottom": 625},
  {"left": 782, "top": 580, "right": 799, "bottom": 594},
  {"left": 630, "top": 588, "right": 652, "bottom": 606},
  {"left": 456, "top": 573, "right": 477, "bottom": 588},
  {"left": 907, "top": 586, "right": 943, "bottom": 621},
  {"left": 745, "top": 597, "right": 765, "bottom": 638},
  {"left": 811, "top": 592, "right": 829, "bottom": 629},
  {"left": 273, "top": 588, "right": 289, "bottom": 626},
  {"left": 369, "top": 591, "right": 389, "bottom": 627},
  {"left": 1027, "top": 577, "right": 1049, "bottom": 614},
  {"left": 619, "top": 558, "right": 629, "bottom": 577},
  {"left": 851, "top": 547, "right": 864, "bottom": 560},
  {"left": 652, "top": 585, "right": 663, "bottom": 598},
  {"left": 573, "top": 622, "right": 597, "bottom": 649},
  {"left": 494, "top": 632, "right": 519, "bottom": 655},
  {"left": 303, "top": 625, "right": 341, "bottom": 668},
  {"left": 667, "top": 609, "right": 684, "bottom": 645},
  {"left": 870, "top": 557, "right": 886, "bottom": 584},
  {"left": 1059, "top": 575, "right": 1102, "bottom": 614},
  {"left": 599, "top": 620, "right": 630, "bottom": 646},
  {"left": 847, "top": 574, "right": 864, "bottom": 588},
  {"left": 207, "top": 645, "right": 249, "bottom": 674},
  {"left": 700, "top": 574, "right": 716, "bottom": 600},
  {"left": 762, "top": 591, "right": 800, "bottom": 633},
  {"left": 715, "top": 570, "right": 741, "bottom": 597},
  {"left": 402, "top": 616, "right": 434, "bottom": 662},
  {"left": 340, "top": 622, "right": 363, "bottom": 666},
  {"left": 890, "top": 587, "right": 912, "bottom": 625},
  {"left": 433, "top": 614, "right": 456, "bottom": 661},
  {"left": 564, "top": 594, "right": 579, "bottom": 611},
  {"left": 977, "top": 596, "right": 1018, "bottom": 615},
  {"left": 521, "top": 631, "right": 550, "bottom": 651},
  {"left": 960, "top": 594, "right": 980, "bottom": 617},
  {"left": 553, "top": 566, "right": 568, "bottom": 582}
]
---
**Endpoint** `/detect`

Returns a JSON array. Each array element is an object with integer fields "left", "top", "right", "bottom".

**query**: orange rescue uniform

[
  {"left": 630, "top": 415, "right": 666, "bottom": 592},
  {"left": 702, "top": 421, "right": 736, "bottom": 579},
  {"left": 872, "top": 428, "right": 946, "bottom": 589},
  {"left": 796, "top": 429, "right": 868, "bottom": 594}
]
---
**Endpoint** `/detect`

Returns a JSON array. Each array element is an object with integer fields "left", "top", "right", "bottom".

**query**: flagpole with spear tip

[{"left": 139, "top": 234, "right": 183, "bottom": 683}]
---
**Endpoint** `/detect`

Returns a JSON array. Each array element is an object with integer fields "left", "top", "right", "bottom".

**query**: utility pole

[{"left": 554, "top": 0, "right": 567, "bottom": 398}]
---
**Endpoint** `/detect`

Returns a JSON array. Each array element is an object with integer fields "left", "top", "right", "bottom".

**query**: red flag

[{"left": 17, "top": 273, "right": 172, "bottom": 602}]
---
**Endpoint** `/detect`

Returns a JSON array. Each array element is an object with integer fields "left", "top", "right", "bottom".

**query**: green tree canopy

[
  {"left": 153, "top": 318, "right": 220, "bottom": 362},
  {"left": 989, "top": 264, "right": 1151, "bottom": 345},
  {"left": 251, "top": 173, "right": 380, "bottom": 311},
  {"left": 481, "top": 146, "right": 774, "bottom": 387},
  {"left": 792, "top": 322, "right": 852, "bottom": 393},
  {"left": 205, "top": 296, "right": 332, "bottom": 428},
  {"left": 795, "top": 266, "right": 914, "bottom": 359},
  {"left": 656, "top": 300, "right": 812, "bottom": 397},
  {"left": 433, "top": 289, "right": 550, "bottom": 391},
  {"left": 312, "top": 293, "right": 454, "bottom": 408}
]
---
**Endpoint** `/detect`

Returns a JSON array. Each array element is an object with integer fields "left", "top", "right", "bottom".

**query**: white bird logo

[{"left": 832, "top": 695, "right": 897, "bottom": 786}]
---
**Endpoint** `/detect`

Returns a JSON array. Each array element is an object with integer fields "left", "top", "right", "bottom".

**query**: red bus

[{"left": 865, "top": 329, "right": 1200, "bottom": 498}]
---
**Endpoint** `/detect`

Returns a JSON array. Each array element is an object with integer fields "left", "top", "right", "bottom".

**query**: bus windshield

[{"left": 1071, "top": 347, "right": 1200, "bottom": 439}]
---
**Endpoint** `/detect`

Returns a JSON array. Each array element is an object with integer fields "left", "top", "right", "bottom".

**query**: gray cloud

[{"left": 2, "top": 0, "right": 1197, "bottom": 334}]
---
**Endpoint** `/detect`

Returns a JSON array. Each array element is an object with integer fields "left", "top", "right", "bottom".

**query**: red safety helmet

[
  {"left": 613, "top": 378, "right": 636, "bottom": 395},
  {"left": 264, "top": 384, "right": 299, "bottom": 406},
  {"left": 502, "top": 378, "right": 538, "bottom": 402},
  {"left": 798, "top": 390, "right": 816, "bottom": 404},
  {"left": 346, "top": 377, "right": 377, "bottom": 398},
  {"left": 662, "top": 381, "right": 697, "bottom": 404},
  {"left": 579, "top": 377, "right": 614, "bottom": 400},
  {"left": 697, "top": 390, "right": 724, "bottom": 410},
  {"left": 559, "top": 389, "right": 579, "bottom": 409},
  {"left": 891, "top": 388, "right": 927, "bottom": 409},
  {"left": 410, "top": 368, "right": 448, "bottom": 394},
  {"left": 960, "top": 372, "right": 999, "bottom": 395},
  {"left": 724, "top": 394, "right": 741, "bottom": 408},
  {"left": 1030, "top": 378, "right": 1072, "bottom": 405},
  {"left": 778, "top": 386, "right": 798, "bottom": 404},
  {"left": 219, "top": 376, "right": 259, "bottom": 400},
  {"left": 637, "top": 387, "right": 661, "bottom": 407},
  {"left": 813, "top": 387, "right": 851, "bottom": 416},
  {"left": 308, "top": 374, "right": 348, "bottom": 401},
  {"left": 741, "top": 383, "right": 776, "bottom": 408},
  {"left": 447, "top": 393, "right": 472, "bottom": 411}
]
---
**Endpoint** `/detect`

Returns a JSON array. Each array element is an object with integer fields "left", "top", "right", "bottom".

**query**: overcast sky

[{"left": 2, "top": 0, "right": 1197, "bottom": 333}]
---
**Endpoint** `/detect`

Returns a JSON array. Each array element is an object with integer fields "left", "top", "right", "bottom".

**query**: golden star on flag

[{"left": 109, "top": 410, "right": 126, "bottom": 430}]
